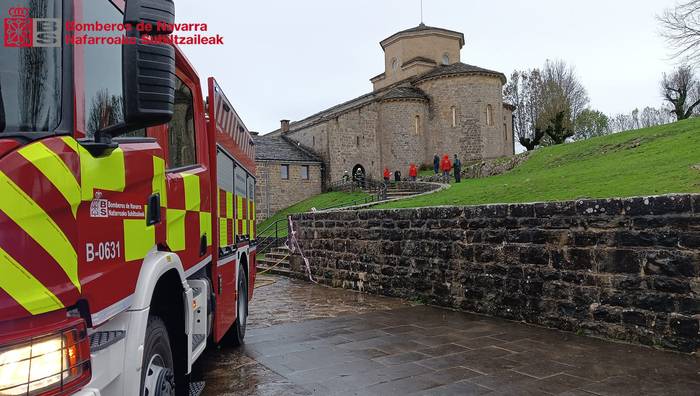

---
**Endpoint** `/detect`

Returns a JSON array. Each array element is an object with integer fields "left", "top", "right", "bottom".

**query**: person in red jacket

[
  {"left": 408, "top": 163, "right": 418, "bottom": 181},
  {"left": 383, "top": 167, "right": 390, "bottom": 182},
  {"left": 440, "top": 154, "right": 452, "bottom": 183}
]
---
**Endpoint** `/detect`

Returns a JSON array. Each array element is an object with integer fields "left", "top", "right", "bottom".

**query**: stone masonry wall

[
  {"left": 418, "top": 75, "right": 510, "bottom": 161},
  {"left": 287, "top": 103, "right": 382, "bottom": 184},
  {"left": 379, "top": 99, "right": 428, "bottom": 172},
  {"left": 255, "top": 160, "right": 322, "bottom": 222},
  {"left": 290, "top": 194, "right": 700, "bottom": 352}
]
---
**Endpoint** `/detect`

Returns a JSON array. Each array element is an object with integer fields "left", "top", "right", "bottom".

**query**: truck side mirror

[
  {"left": 124, "top": 0, "right": 175, "bottom": 33},
  {"left": 120, "top": 0, "right": 176, "bottom": 135},
  {"left": 122, "top": 38, "right": 176, "bottom": 132}
]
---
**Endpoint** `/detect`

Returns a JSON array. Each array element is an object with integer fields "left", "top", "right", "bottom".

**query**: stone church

[{"left": 255, "top": 24, "right": 514, "bottom": 218}]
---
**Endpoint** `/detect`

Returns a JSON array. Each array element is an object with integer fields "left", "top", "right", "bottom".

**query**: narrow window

[
  {"left": 486, "top": 104, "right": 494, "bottom": 126},
  {"left": 415, "top": 115, "right": 420, "bottom": 135},
  {"left": 312, "top": 136, "right": 315, "bottom": 147},
  {"left": 301, "top": 165, "right": 309, "bottom": 180},
  {"left": 280, "top": 164, "right": 289, "bottom": 180},
  {"left": 356, "top": 136, "right": 360, "bottom": 146},
  {"left": 442, "top": 53, "right": 450, "bottom": 65},
  {"left": 167, "top": 78, "right": 197, "bottom": 169},
  {"left": 451, "top": 106, "right": 457, "bottom": 127},
  {"left": 504, "top": 123, "right": 508, "bottom": 141},
  {"left": 247, "top": 175, "right": 255, "bottom": 204}
]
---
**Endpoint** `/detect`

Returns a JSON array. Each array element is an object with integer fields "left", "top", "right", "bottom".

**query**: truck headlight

[{"left": 0, "top": 321, "right": 90, "bottom": 395}]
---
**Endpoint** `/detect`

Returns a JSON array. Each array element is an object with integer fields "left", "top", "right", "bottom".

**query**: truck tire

[
  {"left": 229, "top": 262, "right": 248, "bottom": 346},
  {"left": 140, "top": 316, "right": 176, "bottom": 396}
]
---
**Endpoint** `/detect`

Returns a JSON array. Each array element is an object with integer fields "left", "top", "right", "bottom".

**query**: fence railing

[
  {"left": 326, "top": 177, "right": 387, "bottom": 201},
  {"left": 256, "top": 218, "right": 288, "bottom": 256}
]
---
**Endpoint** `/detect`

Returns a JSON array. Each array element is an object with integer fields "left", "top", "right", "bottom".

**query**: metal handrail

[
  {"left": 256, "top": 218, "right": 288, "bottom": 255},
  {"left": 257, "top": 217, "right": 287, "bottom": 237},
  {"left": 326, "top": 176, "right": 387, "bottom": 201}
]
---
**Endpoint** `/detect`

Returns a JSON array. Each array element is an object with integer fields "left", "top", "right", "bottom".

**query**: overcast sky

[{"left": 176, "top": 0, "right": 679, "bottom": 134}]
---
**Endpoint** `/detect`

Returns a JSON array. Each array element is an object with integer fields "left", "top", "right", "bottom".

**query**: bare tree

[
  {"left": 640, "top": 106, "right": 671, "bottom": 128},
  {"left": 538, "top": 60, "right": 589, "bottom": 144},
  {"left": 608, "top": 113, "right": 632, "bottom": 133},
  {"left": 504, "top": 70, "right": 546, "bottom": 150},
  {"left": 661, "top": 64, "right": 700, "bottom": 120},
  {"left": 659, "top": 0, "right": 700, "bottom": 63},
  {"left": 541, "top": 60, "right": 589, "bottom": 121},
  {"left": 608, "top": 107, "right": 673, "bottom": 133}
]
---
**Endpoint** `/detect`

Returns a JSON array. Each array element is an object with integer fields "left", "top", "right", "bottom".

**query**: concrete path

[{"left": 193, "top": 276, "right": 700, "bottom": 395}]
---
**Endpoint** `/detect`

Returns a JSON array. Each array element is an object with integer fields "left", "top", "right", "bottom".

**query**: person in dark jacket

[
  {"left": 433, "top": 153, "right": 440, "bottom": 174},
  {"left": 453, "top": 154, "right": 462, "bottom": 183}
]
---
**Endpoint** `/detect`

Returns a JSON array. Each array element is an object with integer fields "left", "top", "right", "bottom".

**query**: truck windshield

[
  {"left": 82, "top": 0, "right": 127, "bottom": 137},
  {"left": 0, "top": 1, "right": 62, "bottom": 133}
]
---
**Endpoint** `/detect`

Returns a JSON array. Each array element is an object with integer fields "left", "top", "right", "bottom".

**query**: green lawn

[
  {"left": 377, "top": 118, "right": 700, "bottom": 209},
  {"left": 419, "top": 169, "right": 437, "bottom": 177},
  {"left": 258, "top": 190, "right": 371, "bottom": 237}
]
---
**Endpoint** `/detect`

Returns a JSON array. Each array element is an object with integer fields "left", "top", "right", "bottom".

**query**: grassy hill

[
  {"left": 258, "top": 190, "right": 370, "bottom": 237},
  {"left": 378, "top": 118, "right": 700, "bottom": 209}
]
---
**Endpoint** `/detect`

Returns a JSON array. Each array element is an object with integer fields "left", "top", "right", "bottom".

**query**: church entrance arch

[{"left": 352, "top": 164, "right": 366, "bottom": 183}]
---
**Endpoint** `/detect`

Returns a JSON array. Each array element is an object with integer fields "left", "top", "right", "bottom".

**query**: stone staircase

[
  {"left": 256, "top": 246, "right": 292, "bottom": 276},
  {"left": 384, "top": 184, "right": 420, "bottom": 199}
]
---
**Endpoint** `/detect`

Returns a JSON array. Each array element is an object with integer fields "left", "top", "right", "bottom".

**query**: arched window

[
  {"left": 451, "top": 106, "right": 457, "bottom": 127},
  {"left": 415, "top": 115, "right": 421, "bottom": 135},
  {"left": 486, "top": 104, "right": 494, "bottom": 126},
  {"left": 391, "top": 58, "right": 399, "bottom": 72},
  {"left": 442, "top": 53, "right": 450, "bottom": 65}
]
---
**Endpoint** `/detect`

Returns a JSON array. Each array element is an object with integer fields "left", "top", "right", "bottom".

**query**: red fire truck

[{"left": 0, "top": 1, "right": 257, "bottom": 395}]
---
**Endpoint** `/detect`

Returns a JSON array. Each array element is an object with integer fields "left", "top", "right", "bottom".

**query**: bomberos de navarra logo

[{"left": 4, "top": 7, "right": 32, "bottom": 47}]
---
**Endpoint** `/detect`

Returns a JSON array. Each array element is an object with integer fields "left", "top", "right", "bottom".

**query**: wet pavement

[{"left": 194, "top": 275, "right": 700, "bottom": 395}]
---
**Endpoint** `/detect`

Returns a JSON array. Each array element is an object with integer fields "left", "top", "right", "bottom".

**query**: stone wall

[
  {"left": 289, "top": 194, "right": 700, "bottom": 352},
  {"left": 286, "top": 103, "right": 382, "bottom": 184},
  {"left": 417, "top": 75, "right": 510, "bottom": 160},
  {"left": 255, "top": 160, "right": 322, "bottom": 222},
  {"left": 379, "top": 99, "right": 428, "bottom": 172},
  {"left": 375, "top": 34, "right": 462, "bottom": 91}
]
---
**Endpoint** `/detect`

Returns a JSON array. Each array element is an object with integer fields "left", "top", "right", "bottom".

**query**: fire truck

[{"left": 0, "top": 0, "right": 257, "bottom": 395}]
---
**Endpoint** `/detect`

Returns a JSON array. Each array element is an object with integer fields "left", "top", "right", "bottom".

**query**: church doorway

[{"left": 352, "top": 164, "right": 366, "bottom": 183}]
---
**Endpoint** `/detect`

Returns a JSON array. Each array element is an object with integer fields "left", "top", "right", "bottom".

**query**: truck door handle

[{"left": 146, "top": 193, "right": 161, "bottom": 226}]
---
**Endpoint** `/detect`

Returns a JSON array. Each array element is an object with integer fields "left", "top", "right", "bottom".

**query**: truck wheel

[
  {"left": 140, "top": 316, "right": 176, "bottom": 396},
  {"left": 230, "top": 263, "right": 248, "bottom": 346}
]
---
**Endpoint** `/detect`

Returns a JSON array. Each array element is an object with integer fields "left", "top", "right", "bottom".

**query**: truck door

[
  {"left": 163, "top": 75, "right": 212, "bottom": 275},
  {"left": 71, "top": 0, "right": 169, "bottom": 324}
]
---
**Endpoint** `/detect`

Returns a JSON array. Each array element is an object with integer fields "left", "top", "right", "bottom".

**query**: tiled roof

[
  {"left": 381, "top": 86, "right": 428, "bottom": 101},
  {"left": 381, "top": 23, "right": 465, "bottom": 48},
  {"left": 254, "top": 134, "right": 322, "bottom": 163},
  {"left": 416, "top": 62, "right": 506, "bottom": 84}
]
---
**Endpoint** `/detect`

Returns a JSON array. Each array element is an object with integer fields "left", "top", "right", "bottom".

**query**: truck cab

[{"left": 0, "top": 1, "right": 256, "bottom": 395}]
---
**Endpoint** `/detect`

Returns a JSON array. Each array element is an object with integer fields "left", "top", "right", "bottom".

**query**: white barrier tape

[{"left": 287, "top": 216, "right": 317, "bottom": 284}]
